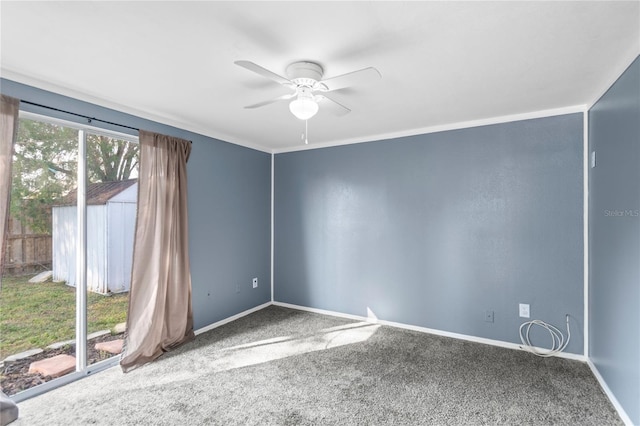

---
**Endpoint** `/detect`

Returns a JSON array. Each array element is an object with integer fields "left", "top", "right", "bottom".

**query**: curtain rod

[
  {"left": 20, "top": 99, "right": 193, "bottom": 143},
  {"left": 20, "top": 100, "right": 140, "bottom": 132}
]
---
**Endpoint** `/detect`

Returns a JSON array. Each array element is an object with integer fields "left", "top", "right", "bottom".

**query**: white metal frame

[{"left": 76, "top": 129, "right": 87, "bottom": 370}]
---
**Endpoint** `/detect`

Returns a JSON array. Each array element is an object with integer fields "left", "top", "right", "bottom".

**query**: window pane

[
  {"left": 85, "top": 133, "right": 138, "bottom": 365},
  {"left": 1, "top": 118, "right": 78, "bottom": 394}
]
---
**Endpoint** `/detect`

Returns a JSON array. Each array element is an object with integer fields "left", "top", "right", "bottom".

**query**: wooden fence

[{"left": 3, "top": 216, "right": 52, "bottom": 276}]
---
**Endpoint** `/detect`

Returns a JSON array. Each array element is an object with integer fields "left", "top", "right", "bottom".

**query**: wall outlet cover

[
  {"left": 519, "top": 303, "right": 530, "bottom": 318},
  {"left": 252, "top": 277, "right": 258, "bottom": 288}
]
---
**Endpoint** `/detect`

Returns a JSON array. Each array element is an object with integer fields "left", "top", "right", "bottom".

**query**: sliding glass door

[
  {"left": 1, "top": 117, "right": 78, "bottom": 396},
  {"left": 0, "top": 112, "right": 137, "bottom": 399},
  {"left": 85, "top": 133, "right": 137, "bottom": 366}
]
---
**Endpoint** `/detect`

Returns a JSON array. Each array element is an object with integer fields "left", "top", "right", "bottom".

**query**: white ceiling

[{"left": 1, "top": 1, "right": 639, "bottom": 153}]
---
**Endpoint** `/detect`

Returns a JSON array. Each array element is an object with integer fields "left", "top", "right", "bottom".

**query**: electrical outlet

[
  {"left": 484, "top": 310, "right": 494, "bottom": 323},
  {"left": 519, "top": 303, "right": 530, "bottom": 318},
  {"left": 252, "top": 277, "right": 258, "bottom": 288}
]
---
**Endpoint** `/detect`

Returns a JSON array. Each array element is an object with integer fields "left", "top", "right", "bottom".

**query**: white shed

[{"left": 52, "top": 180, "right": 137, "bottom": 294}]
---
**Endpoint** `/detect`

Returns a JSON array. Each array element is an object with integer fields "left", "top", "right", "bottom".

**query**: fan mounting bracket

[{"left": 286, "top": 61, "right": 324, "bottom": 86}]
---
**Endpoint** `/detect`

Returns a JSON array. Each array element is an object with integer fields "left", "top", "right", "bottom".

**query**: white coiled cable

[{"left": 519, "top": 314, "right": 570, "bottom": 357}]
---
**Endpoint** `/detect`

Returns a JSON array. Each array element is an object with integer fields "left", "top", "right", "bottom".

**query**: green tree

[
  {"left": 10, "top": 119, "right": 138, "bottom": 234},
  {"left": 86, "top": 133, "right": 138, "bottom": 183}
]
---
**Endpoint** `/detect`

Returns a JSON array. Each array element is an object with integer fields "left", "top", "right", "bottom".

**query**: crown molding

[
  {"left": 587, "top": 48, "right": 640, "bottom": 111},
  {"left": 273, "top": 105, "right": 587, "bottom": 154}
]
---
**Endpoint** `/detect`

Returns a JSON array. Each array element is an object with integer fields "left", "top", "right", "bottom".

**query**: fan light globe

[{"left": 289, "top": 98, "right": 319, "bottom": 120}]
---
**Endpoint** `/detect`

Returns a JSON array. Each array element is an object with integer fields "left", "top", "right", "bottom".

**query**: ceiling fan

[{"left": 235, "top": 60, "right": 382, "bottom": 121}]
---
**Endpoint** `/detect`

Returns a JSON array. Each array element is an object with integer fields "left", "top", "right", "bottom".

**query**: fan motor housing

[{"left": 286, "top": 61, "right": 324, "bottom": 86}]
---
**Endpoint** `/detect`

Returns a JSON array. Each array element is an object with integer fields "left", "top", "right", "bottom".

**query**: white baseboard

[
  {"left": 587, "top": 359, "right": 634, "bottom": 426},
  {"left": 194, "top": 302, "right": 272, "bottom": 336},
  {"left": 273, "top": 301, "right": 368, "bottom": 322},
  {"left": 272, "top": 301, "right": 586, "bottom": 362}
]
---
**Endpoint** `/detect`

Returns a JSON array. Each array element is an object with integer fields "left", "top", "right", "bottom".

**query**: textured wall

[
  {"left": 589, "top": 56, "right": 640, "bottom": 424},
  {"left": 275, "top": 114, "right": 584, "bottom": 353},
  {"left": 1, "top": 78, "right": 272, "bottom": 330}
]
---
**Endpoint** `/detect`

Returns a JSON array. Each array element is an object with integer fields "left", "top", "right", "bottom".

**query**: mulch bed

[{"left": 1, "top": 332, "right": 124, "bottom": 396}]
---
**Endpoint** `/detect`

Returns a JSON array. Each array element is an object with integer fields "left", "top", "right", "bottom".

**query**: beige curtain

[
  {"left": 120, "top": 130, "right": 194, "bottom": 372},
  {"left": 0, "top": 95, "right": 20, "bottom": 279}
]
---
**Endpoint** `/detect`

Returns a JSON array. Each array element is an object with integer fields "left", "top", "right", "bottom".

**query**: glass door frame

[{"left": 11, "top": 111, "right": 138, "bottom": 403}]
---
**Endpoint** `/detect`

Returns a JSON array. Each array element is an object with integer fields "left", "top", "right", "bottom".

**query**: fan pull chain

[{"left": 305, "top": 119, "right": 309, "bottom": 144}]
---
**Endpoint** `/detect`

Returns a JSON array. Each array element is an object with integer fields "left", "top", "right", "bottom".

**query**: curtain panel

[
  {"left": 0, "top": 95, "right": 20, "bottom": 278},
  {"left": 120, "top": 130, "right": 194, "bottom": 372}
]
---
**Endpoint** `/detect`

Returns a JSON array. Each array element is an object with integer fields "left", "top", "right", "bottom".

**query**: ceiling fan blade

[
  {"left": 319, "top": 67, "right": 381, "bottom": 92},
  {"left": 235, "top": 60, "right": 293, "bottom": 86},
  {"left": 317, "top": 94, "right": 351, "bottom": 116},
  {"left": 244, "top": 93, "right": 296, "bottom": 109}
]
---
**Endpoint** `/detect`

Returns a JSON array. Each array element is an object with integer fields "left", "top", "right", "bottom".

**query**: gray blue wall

[
  {"left": 0, "top": 79, "right": 272, "bottom": 330},
  {"left": 588, "top": 56, "right": 640, "bottom": 425},
  {"left": 275, "top": 114, "right": 584, "bottom": 354}
]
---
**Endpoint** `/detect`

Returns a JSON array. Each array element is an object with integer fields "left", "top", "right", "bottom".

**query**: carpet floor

[{"left": 14, "top": 306, "right": 621, "bottom": 425}]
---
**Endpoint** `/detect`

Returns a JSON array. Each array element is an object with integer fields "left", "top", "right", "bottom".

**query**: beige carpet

[{"left": 14, "top": 306, "right": 621, "bottom": 425}]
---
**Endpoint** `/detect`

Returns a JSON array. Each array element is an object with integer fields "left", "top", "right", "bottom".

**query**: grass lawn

[{"left": 0, "top": 275, "right": 128, "bottom": 359}]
